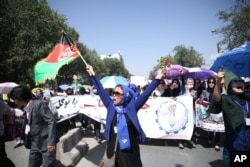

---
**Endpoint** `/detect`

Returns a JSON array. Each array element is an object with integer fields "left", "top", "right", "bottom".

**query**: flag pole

[
  {"left": 62, "top": 31, "right": 95, "bottom": 75},
  {"left": 78, "top": 51, "right": 88, "bottom": 65},
  {"left": 77, "top": 51, "right": 95, "bottom": 76}
]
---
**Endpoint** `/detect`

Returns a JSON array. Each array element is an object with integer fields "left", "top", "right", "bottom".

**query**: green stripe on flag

[{"left": 34, "top": 57, "right": 75, "bottom": 84}]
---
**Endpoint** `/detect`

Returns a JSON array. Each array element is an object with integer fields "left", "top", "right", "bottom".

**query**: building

[{"left": 100, "top": 50, "right": 123, "bottom": 61}]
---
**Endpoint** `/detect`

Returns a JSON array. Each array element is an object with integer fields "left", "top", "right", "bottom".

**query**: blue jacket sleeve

[
  {"left": 90, "top": 76, "right": 112, "bottom": 107},
  {"left": 135, "top": 79, "right": 160, "bottom": 110}
]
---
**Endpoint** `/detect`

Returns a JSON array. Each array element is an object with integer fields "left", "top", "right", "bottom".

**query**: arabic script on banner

[{"left": 50, "top": 95, "right": 195, "bottom": 140}]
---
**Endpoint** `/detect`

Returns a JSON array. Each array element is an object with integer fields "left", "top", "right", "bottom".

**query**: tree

[
  {"left": 102, "top": 58, "right": 131, "bottom": 78},
  {"left": 173, "top": 45, "right": 204, "bottom": 67},
  {"left": 0, "top": 0, "right": 132, "bottom": 87},
  {"left": 0, "top": 0, "right": 68, "bottom": 85},
  {"left": 148, "top": 45, "right": 205, "bottom": 79},
  {"left": 215, "top": 0, "right": 250, "bottom": 50}
]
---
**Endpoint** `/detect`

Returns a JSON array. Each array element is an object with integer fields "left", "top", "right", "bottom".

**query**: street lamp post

[{"left": 211, "top": 29, "right": 220, "bottom": 53}]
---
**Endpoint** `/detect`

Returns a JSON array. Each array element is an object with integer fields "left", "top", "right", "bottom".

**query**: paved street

[{"left": 6, "top": 128, "right": 224, "bottom": 167}]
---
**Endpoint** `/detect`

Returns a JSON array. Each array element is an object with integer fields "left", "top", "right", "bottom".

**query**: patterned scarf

[
  {"left": 115, "top": 105, "right": 131, "bottom": 150},
  {"left": 114, "top": 85, "right": 134, "bottom": 150}
]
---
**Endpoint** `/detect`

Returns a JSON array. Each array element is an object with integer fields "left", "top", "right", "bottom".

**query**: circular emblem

[{"left": 156, "top": 99, "right": 188, "bottom": 134}]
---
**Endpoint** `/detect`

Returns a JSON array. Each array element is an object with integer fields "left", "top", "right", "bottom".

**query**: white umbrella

[
  {"left": 0, "top": 82, "right": 19, "bottom": 94},
  {"left": 100, "top": 76, "right": 128, "bottom": 88}
]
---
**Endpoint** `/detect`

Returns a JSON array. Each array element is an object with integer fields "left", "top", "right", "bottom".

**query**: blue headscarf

[
  {"left": 128, "top": 83, "right": 139, "bottom": 98},
  {"left": 115, "top": 85, "right": 134, "bottom": 150},
  {"left": 121, "top": 85, "right": 134, "bottom": 106}
]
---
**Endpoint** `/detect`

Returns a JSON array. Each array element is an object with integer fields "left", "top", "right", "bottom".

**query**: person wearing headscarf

[
  {"left": 178, "top": 76, "right": 197, "bottom": 149},
  {"left": 209, "top": 69, "right": 250, "bottom": 167},
  {"left": 128, "top": 83, "right": 140, "bottom": 98},
  {"left": 203, "top": 76, "right": 221, "bottom": 151},
  {"left": 161, "top": 78, "right": 181, "bottom": 97},
  {"left": 86, "top": 64, "right": 165, "bottom": 167}
]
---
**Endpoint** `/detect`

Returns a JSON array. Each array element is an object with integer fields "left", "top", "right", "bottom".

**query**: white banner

[
  {"left": 50, "top": 95, "right": 194, "bottom": 140},
  {"left": 138, "top": 96, "right": 194, "bottom": 140},
  {"left": 195, "top": 99, "right": 225, "bottom": 132}
]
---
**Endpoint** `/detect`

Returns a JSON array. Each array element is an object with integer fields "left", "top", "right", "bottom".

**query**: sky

[{"left": 47, "top": 0, "right": 236, "bottom": 78}]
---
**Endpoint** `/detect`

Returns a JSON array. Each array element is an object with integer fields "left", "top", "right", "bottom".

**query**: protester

[
  {"left": 65, "top": 86, "right": 74, "bottom": 96},
  {"left": 8, "top": 85, "right": 57, "bottom": 167},
  {"left": 34, "top": 88, "right": 43, "bottom": 100},
  {"left": 138, "top": 80, "right": 149, "bottom": 94},
  {"left": 203, "top": 76, "right": 221, "bottom": 151},
  {"left": 160, "top": 78, "right": 181, "bottom": 146},
  {"left": 86, "top": 64, "right": 165, "bottom": 167},
  {"left": 242, "top": 77, "right": 250, "bottom": 99},
  {"left": 152, "top": 79, "right": 167, "bottom": 97},
  {"left": 179, "top": 76, "right": 197, "bottom": 149},
  {"left": 0, "top": 99, "right": 23, "bottom": 167},
  {"left": 26, "top": 83, "right": 32, "bottom": 90},
  {"left": 161, "top": 78, "right": 181, "bottom": 97},
  {"left": 78, "top": 87, "right": 89, "bottom": 129},
  {"left": 128, "top": 83, "right": 140, "bottom": 98},
  {"left": 208, "top": 69, "right": 250, "bottom": 167},
  {"left": 12, "top": 113, "right": 25, "bottom": 148},
  {"left": 65, "top": 86, "right": 76, "bottom": 129},
  {"left": 193, "top": 78, "right": 205, "bottom": 100}
]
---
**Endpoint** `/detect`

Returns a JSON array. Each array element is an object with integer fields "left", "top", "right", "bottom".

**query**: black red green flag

[{"left": 34, "top": 33, "right": 79, "bottom": 84}]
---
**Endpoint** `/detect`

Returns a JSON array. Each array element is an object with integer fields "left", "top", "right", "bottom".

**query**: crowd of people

[
  {"left": 0, "top": 81, "right": 104, "bottom": 167},
  {"left": 1, "top": 67, "right": 250, "bottom": 167}
]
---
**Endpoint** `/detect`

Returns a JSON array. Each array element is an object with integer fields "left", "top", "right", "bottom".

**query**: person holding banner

[
  {"left": 209, "top": 68, "right": 250, "bottom": 167},
  {"left": 161, "top": 78, "right": 181, "bottom": 97},
  {"left": 86, "top": 64, "right": 165, "bottom": 167},
  {"left": 203, "top": 76, "right": 221, "bottom": 151},
  {"left": 179, "top": 76, "right": 197, "bottom": 149}
]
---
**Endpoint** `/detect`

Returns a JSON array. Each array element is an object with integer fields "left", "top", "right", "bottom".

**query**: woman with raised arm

[
  {"left": 209, "top": 69, "right": 250, "bottom": 167},
  {"left": 86, "top": 64, "right": 165, "bottom": 167}
]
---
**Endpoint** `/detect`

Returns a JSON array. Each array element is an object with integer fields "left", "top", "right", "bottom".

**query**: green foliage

[
  {"left": 173, "top": 45, "right": 204, "bottom": 67},
  {"left": 148, "top": 45, "right": 205, "bottom": 79},
  {"left": 102, "top": 58, "right": 131, "bottom": 78},
  {"left": 216, "top": 0, "right": 250, "bottom": 50},
  {"left": 0, "top": 0, "right": 132, "bottom": 88},
  {"left": 150, "top": 45, "right": 205, "bottom": 78},
  {"left": 0, "top": 0, "right": 67, "bottom": 86}
]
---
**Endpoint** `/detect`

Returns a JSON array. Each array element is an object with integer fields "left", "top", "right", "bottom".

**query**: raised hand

[
  {"left": 216, "top": 66, "right": 224, "bottom": 83},
  {"left": 86, "top": 64, "right": 95, "bottom": 76},
  {"left": 155, "top": 68, "right": 166, "bottom": 80}
]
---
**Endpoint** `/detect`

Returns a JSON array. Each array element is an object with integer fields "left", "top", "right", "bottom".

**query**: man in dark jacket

[{"left": 9, "top": 85, "right": 57, "bottom": 167}]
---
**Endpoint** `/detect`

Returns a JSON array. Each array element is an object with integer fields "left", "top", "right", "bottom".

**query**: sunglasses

[
  {"left": 231, "top": 79, "right": 245, "bottom": 84},
  {"left": 113, "top": 91, "right": 123, "bottom": 97},
  {"left": 208, "top": 81, "right": 215, "bottom": 84}
]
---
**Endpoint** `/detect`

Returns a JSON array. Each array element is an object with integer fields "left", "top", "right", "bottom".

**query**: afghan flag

[{"left": 34, "top": 33, "right": 79, "bottom": 84}]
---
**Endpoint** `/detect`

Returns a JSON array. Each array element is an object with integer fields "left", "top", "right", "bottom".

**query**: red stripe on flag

[{"left": 44, "top": 43, "right": 79, "bottom": 62}]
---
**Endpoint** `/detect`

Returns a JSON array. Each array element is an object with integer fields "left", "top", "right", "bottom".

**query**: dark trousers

[
  {"left": 94, "top": 121, "right": 101, "bottom": 138},
  {"left": 208, "top": 132, "right": 220, "bottom": 145},
  {"left": 28, "top": 141, "right": 56, "bottom": 167},
  {"left": 79, "top": 114, "right": 89, "bottom": 128},
  {"left": 0, "top": 136, "right": 15, "bottom": 167}
]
